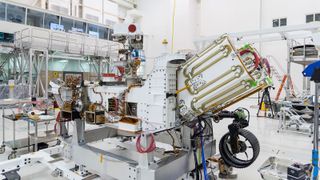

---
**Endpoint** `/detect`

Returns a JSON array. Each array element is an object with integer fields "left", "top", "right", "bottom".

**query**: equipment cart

[{"left": 1, "top": 107, "right": 57, "bottom": 159}]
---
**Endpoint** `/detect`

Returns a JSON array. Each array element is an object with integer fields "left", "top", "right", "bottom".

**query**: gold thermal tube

[
  {"left": 182, "top": 35, "right": 228, "bottom": 77},
  {"left": 190, "top": 45, "right": 232, "bottom": 78}
]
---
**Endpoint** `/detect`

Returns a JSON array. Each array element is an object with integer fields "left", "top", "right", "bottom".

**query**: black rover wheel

[{"left": 219, "top": 129, "right": 260, "bottom": 168}]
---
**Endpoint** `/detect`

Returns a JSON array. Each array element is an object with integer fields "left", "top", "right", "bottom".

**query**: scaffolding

[
  {"left": 0, "top": 27, "right": 120, "bottom": 100},
  {"left": 194, "top": 22, "right": 320, "bottom": 100}
]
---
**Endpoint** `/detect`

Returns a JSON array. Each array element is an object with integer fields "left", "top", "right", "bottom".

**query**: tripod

[{"left": 257, "top": 87, "right": 275, "bottom": 118}]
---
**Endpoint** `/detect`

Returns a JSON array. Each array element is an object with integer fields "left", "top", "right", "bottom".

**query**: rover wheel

[{"left": 219, "top": 129, "right": 260, "bottom": 168}]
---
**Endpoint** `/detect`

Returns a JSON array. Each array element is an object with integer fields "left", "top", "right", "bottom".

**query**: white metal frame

[
  {"left": 195, "top": 23, "right": 320, "bottom": 100},
  {"left": 278, "top": 106, "right": 313, "bottom": 136},
  {"left": 195, "top": 23, "right": 320, "bottom": 48},
  {"left": 14, "top": 27, "right": 121, "bottom": 57}
]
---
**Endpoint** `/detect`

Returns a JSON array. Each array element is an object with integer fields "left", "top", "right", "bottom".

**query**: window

[
  {"left": 306, "top": 14, "right": 314, "bottom": 23},
  {"left": 60, "top": 17, "right": 73, "bottom": 32},
  {"left": 0, "top": 3, "right": 5, "bottom": 20},
  {"left": 109, "top": 29, "right": 114, "bottom": 40},
  {"left": 73, "top": 20, "right": 86, "bottom": 33},
  {"left": 306, "top": 13, "right": 320, "bottom": 23},
  {"left": 0, "top": 33, "right": 14, "bottom": 43},
  {"left": 316, "top": 13, "right": 320, "bottom": 21},
  {"left": 280, "top": 18, "right": 287, "bottom": 26},
  {"left": 98, "top": 26, "right": 109, "bottom": 39},
  {"left": 273, "top": 18, "right": 287, "bottom": 27},
  {"left": 44, "top": 13, "right": 59, "bottom": 29},
  {"left": 87, "top": 24, "right": 98, "bottom": 37},
  {"left": 87, "top": 24, "right": 98, "bottom": 33},
  {"left": 7, "top": 4, "right": 25, "bottom": 24},
  {"left": 27, "top": 9, "right": 44, "bottom": 27},
  {"left": 272, "top": 19, "right": 279, "bottom": 27}
]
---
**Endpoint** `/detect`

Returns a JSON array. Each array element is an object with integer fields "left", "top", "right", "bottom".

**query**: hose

[
  {"left": 200, "top": 131, "right": 209, "bottom": 180},
  {"left": 239, "top": 49, "right": 260, "bottom": 69},
  {"left": 54, "top": 111, "right": 62, "bottom": 135},
  {"left": 136, "top": 133, "right": 156, "bottom": 153}
]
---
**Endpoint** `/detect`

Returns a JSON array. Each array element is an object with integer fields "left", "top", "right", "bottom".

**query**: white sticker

[{"left": 190, "top": 74, "right": 207, "bottom": 90}]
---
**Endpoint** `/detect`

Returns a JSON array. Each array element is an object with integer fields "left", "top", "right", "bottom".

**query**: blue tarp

[{"left": 302, "top": 61, "right": 320, "bottom": 77}]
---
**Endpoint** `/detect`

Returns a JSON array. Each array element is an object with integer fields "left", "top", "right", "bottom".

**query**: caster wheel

[
  {"left": 0, "top": 145, "right": 5, "bottom": 154},
  {"left": 56, "top": 139, "right": 61, "bottom": 145},
  {"left": 8, "top": 152, "right": 17, "bottom": 160},
  {"left": 51, "top": 169, "right": 62, "bottom": 177}
]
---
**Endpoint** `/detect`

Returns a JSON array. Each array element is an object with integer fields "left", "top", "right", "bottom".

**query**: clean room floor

[{"left": 0, "top": 98, "right": 313, "bottom": 180}]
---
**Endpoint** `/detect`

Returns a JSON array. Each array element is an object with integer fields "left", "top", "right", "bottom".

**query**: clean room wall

[
  {"left": 198, "top": 0, "right": 320, "bottom": 98},
  {"left": 260, "top": 0, "right": 320, "bottom": 97},
  {"left": 199, "top": 0, "right": 320, "bottom": 98},
  {"left": 137, "top": 0, "right": 200, "bottom": 74},
  {"left": 199, "top": 0, "right": 260, "bottom": 36}
]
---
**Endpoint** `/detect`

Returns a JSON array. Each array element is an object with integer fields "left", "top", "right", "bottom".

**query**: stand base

[
  {"left": 219, "top": 173, "right": 238, "bottom": 179},
  {"left": 209, "top": 156, "right": 238, "bottom": 179}
]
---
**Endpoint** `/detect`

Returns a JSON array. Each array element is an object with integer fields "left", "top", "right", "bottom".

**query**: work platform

[
  {"left": 14, "top": 27, "right": 120, "bottom": 58},
  {"left": 0, "top": 27, "right": 120, "bottom": 100}
]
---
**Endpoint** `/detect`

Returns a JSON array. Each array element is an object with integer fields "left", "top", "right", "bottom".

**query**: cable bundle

[{"left": 136, "top": 133, "right": 156, "bottom": 153}]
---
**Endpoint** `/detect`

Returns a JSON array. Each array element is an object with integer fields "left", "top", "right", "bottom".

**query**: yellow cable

[
  {"left": 100, "top": 153, "right": 103, "bottom": 163},
  {"left": 171, "top": 0, "right": 176, "bottom": 53},
  {"left": 176, "top": 85, "right": 190, "bottom": 94}
]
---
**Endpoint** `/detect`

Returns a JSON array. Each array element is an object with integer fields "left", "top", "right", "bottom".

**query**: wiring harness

[{"left": 136, "top": 133, "right": 156, "bottom": 153}]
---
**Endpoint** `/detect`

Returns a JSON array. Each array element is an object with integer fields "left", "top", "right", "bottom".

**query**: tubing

[{"left": 200, "top": 132, "right": 209, "bottom": 180}]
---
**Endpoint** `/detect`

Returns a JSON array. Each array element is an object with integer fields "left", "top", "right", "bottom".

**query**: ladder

[{"left": 267, "top": 55, "right": 298, "bottom": 100}]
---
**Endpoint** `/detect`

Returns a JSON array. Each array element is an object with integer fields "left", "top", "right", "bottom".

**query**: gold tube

[
  {"left": 190, "top": 65, "right": 243, "bottom": 94},
  {"left": 185, "top": 68, "right": 233, "bottom": 95},
  {"left": 225, "top": 37, "right": 256, "bottom": 80},
  {"left": 202, "top": 86, "right": 248, "bottom": 112},
  {"left": 211, "top": 84, "right": 268, "bottom": 113},
  {"left": 190, "top": 45, "right": 226, "bottom": 74},
  {"left": 182, "top": 35, "right": 227, "bottom": 77},
  {"left": 191, "top": 46, "right": 232, "bottom": 78},
  {"left": 193, "top": 66, "right": 244, "bottom": 102},
  {"left": 194, "top": 78, "right": 233, "bottom": 102},
  {"left": 200, "top": 82, "right": 245, "bottom": 110},
  {"left": 176, "top": 85, "right": 190, "bottom": 94},
  {"left": 195, "top": 69, "right": 233, "bottom": 92},
  {"left": 190, "top": 81, "right": 243, "bottom": 113},
  {"left": 194, "top": 76, "right": 240, "bottom": 103}
]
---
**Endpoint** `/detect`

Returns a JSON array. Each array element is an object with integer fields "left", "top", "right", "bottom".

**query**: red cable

[
  {"left": 113, "top": 97, "right": 118, "bottom": 112},
  {"left": 239, "top": 49, "right": 260, "bottom": 69},
  {"left": 136, "top": 133, "right": 156, "bottom": 153},
  {"left": 261, "top": 58, "right": 271, "bottom": 75},
  {"left": 54, "top": 111, "right": 62, "bottom": 135}
]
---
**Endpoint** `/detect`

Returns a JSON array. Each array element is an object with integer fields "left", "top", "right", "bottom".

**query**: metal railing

[{"left": 14, "top": 27, "right": 120, "bottom": 58}]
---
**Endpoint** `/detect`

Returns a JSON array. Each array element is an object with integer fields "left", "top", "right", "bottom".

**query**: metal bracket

[{"left": 2, "top": 170, "right": 21, "bottom": 180}]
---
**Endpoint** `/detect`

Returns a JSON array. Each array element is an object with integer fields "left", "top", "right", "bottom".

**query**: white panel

[
  {"left": 104, "top": 0, "right": 119, "bottom": 23},
  {"left": 83, "top": 0, "right": 102, "bottom": 9},
  {"left": 82, "top": 0, "right": 102, "bottom": 23},
  {"left": 48, "top": 0, "right": 71, "bottom": 15},
  {"left": 137, "top": 0, "right": 199, "bottom": 74},
  {"left": 126, "top": 54, "right": 182, "bottom": 132},
  {"left": 199, "top": 0, "right": 260, "bottom": 36},
  {"left": 104, "top": 0, "right": 118, "bottom": 14}
]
